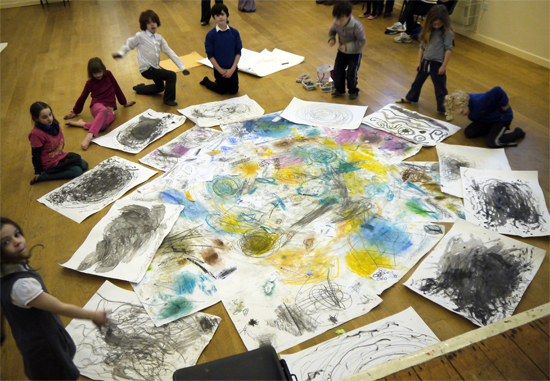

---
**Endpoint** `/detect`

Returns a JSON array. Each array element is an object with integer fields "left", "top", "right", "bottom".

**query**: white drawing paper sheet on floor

[
  {"left": 281, "top": 307, "right": 440, "bottom": 381},
  {"left": 281, "top": 97, "right": 368, "bottom": 130},
  {"left": 178, "top": 95, "right": 265, "bottom": 128},
  {"left": 405, "top": 219, "right": 546, "bottom": 326},
  {"left": 362, "top": 104, "right": 460, "bottom": 146},
  {"left": 93, "top": 109, "right": 186, "bottom": 154},
  {"left": 461, "top": 168, "right": 550, "bottom": 237},
  {"left": 37, "top": 156, "right": 157, "bottom": 223},
  {"left": 66, "top": 281, "right": 220, "bottom": 381},
  {"left": 436, "top": 143, "right": 511, "bottom": 198},
  {"left": 62, "top": 198, "right": 183, "bottom": 283},
  {"left": 138, "top": 125, "right": 221, "bottom": 171}
]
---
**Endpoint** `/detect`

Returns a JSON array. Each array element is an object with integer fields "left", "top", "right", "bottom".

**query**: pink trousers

[{"left": 84, "top": 103, "right": 115, "bottom": 137}]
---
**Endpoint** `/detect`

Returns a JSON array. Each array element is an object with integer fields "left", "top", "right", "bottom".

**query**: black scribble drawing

[
  {"left": 365, "top": 104, "right": 456, "bottom": 146},
  {"left": 139, "top": 127, "right": 220, "bottom": 171},
  {"left": 370, "top": 268, "right": 401, "bottom": 282},
  {"left": 45, "top": 157, "right": 136, "bottom": 207},
  {"left": 117, "top": 114, "right": 175, "bottom": 151},
  {"left": 466, "top": 178, "right": 547, "bottom": 235},
  {"left": 439, "top": 153, "right": 475, "bottom": 181},
  {"left": 183, "top": 96, "right": 264, "bottom": 127},
  {"left": 417, "top": 234, "right": 538, "bottom": 326},
  {"left": 78, "top": 204, "right": 166, "bottom": 273},
  {"left": 67, "top": 284, "right": 220, "bottom": 381},
  {"left": 266, "top": 276, "right": 352, "bottom": 337},
  {"left": 283, "top": 312, "right": 439, "bottom": 381},
  {"left": 296, "top": 104, "right": 355, "bottom": 128}
]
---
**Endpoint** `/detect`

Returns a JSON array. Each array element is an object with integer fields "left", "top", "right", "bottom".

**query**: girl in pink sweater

[{"left": 64, "top": 58, "right": 135, "bottom": 150}]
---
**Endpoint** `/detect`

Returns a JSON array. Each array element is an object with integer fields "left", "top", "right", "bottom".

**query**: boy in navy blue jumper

[{"left": 200, "top": 4, "right": 242, "bottom": 95}]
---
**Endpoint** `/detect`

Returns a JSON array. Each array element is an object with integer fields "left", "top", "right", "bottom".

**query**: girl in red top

[
  {"left": 64, "top": 58, "right": 135, "bottom": 150},
  {"left": 28, "top": 102, "right": 88, "bottom": 185}
]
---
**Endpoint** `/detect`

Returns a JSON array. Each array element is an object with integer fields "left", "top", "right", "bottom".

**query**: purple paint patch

[{"left": 172, "top": 144, "right": 190, "bottom": 156}]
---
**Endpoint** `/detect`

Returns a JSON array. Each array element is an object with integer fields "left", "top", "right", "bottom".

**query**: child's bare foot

[
  {"left": 124, "top": 101, "right": 136, "bottom": 107},
  {"left": 81, "top": 133, "right": 93, "bottom": 150},
  {"left": 66, "top": 119, "right": 86, "bottom": 128}
]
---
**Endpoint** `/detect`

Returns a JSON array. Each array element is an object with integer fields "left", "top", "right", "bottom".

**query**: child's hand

[
  {"left": 340, "top": 44, "right": 346, "bottom": 53},
  {"left": 329, "top": 39, "right": 336, "bottom": 47},
  {"left": 91, "top": 311, "right": 110, "bottom": 328},
  {"left": 416, "top": 63, "right": 421, "bottom": 71},
  {"left": 112, "top": 53, "right": 122, "bottom": 59},
  {"left": 30, "top": 174, "right": 40, "bottom": 185},
  {"left": 438, "top": 66, "right": 446, "bottom": 75},
  {"left": 182, "top": 69, "right": 190, "bottom": 75},
  {"left": 124, "top": 101, "right": 136, "bottom": 108},
  {"left": 64, "top": 111, "right": 77, "bottom": 120},
  {"left": 223, "top": 67, "right": 236, "bottom": 78}
]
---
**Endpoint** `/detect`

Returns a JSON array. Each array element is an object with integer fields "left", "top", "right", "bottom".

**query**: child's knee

[
  {"left": 80, "top": 159, "right": 89, "bottom": 171},
  {"left": 167, "top": 71, "right": 177, "bottom": 82},
  {"left": 72, "top": 166, "right": 84, "bottom": 176}
]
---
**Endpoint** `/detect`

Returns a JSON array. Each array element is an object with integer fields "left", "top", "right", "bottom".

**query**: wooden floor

[
  {"left": 1, "top": 1, "right": 548, "bottom": 380},
  {"left": 379, "top": 316, "right": 550, "bottom": 381}
]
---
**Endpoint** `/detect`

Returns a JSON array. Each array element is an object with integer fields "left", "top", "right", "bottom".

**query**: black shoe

[
  {"left": 164, "top": 100, "right": 178, "bottom": 107},
  {"left": 513, "top": 127, "right": 526, "bottom": 139},
  {"left": 133, "top": 83, "right": 145, "bottom": 91},
  {"left": 384, "top": 11, "right": 392, "bottom": 17},
  {"left": 201, "top": 21, "right": 208, "bottom": 26},
  {"left": 349, "top": 93, "right": 358, "bottom": 100},
  {"left": 200, "top": 76, "right": 210, "bottom": 86}
]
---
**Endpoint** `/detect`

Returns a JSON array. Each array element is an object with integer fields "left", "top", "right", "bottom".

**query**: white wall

[{"left": 455, "top": 0, "right": 549, "bottom": 68}]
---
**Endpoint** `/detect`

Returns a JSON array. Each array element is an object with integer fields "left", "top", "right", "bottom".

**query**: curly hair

[{"left": 445, "top": 90, "right": 470, "bottom": 115}]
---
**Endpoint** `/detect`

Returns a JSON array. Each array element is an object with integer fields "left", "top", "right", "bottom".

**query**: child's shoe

[
  {"left": 386, "top": 22, "right": 405, "bottom": 32},
  {"left": 513, "top": 127, "right": 526, "bottom": 139},
  {"left": 368, "top": 14, "right": 378, "bottom": 19},
  {"left": 394, "top": 32, "right": 412, "bottom": 43},
  {"left": 359, "top": 12, "right": 371, "bottom": 18},
  {"left": 331, "top": 90, "right": 345, "bottom": 97},
  {"left": 445, "top": 114, "right": 454, "bottom": 122},
  {"left": 349, "top": 93, "right": 358, "bottom": 100}
]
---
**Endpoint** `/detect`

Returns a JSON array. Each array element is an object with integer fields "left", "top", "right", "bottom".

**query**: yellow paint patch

[
  {"left": 264, "top": 250, "right": 339, "bottom": 285},
  {"left": 233, "top": 162, "right": 261, "bottom": 177},
  {"left": 346, "top": 248, "right": 394, "bottom": 277},
  {"left": 185, "top": 190, "right": 195, "bottom": 201}
]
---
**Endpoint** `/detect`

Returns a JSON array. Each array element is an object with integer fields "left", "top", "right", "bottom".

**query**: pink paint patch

[{"left": 172, "top": 144, "right": 190, "bottom": 156}]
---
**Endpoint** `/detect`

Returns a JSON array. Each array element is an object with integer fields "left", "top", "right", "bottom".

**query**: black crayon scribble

[
  {"left": 46, "top": 158, "right": 135, "bottom": 206},
  {"left": 78, "top": 204, "right": 166, "bottom": 273},
  {"left": 467, "top": 178, "right": 546, "bottom": 234},
  {"left": 366, "top": 105, "right": 450, "bottom": 145},
  {"left": 248, "top": 319, "right": 259, "bottom": 327},
  {"left": 70, "top": 295, "right": 220, "bottom": 380},
  {"left": 191, "top": 103, "right": 257, "bottom": 123},
  {"left": 440, "top": 154, "right": 474, "bottom": 181},
  {"left": 287, "top": 320, "right": 439, "bottom": 381},
  {"left": 117, "top": 115, "right": 167, "bottom": 149},
  {"left": 418, "top": 235, "right": 533, "bottom": 325}
]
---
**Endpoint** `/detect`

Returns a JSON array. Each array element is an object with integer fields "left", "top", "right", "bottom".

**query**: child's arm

[
  {"left": 416, "top": 47, "right": 425, "bottom": 71},
  {"left": 160, "top": 37, "right": 188, "bottom": 74},
  {"left": 28, "top": 291, "right": 109, "bottom": 327},
  {"left": 107, "top": 71, "right": 135, "bottom": 107},
  {"left": 112, "top": 33, "right": 141, "bottom": 59},
  {"left": 328, "top": 25, "right": 337, "bottom": 46},
  {"left": 223, "top": 54, "right": 241, "bottom": 78},
  {"left": 65, "top": 82, "right": 91, "bottom": 119},
  {"left": 438, "top": 49, "right": 452, "bottom": 75},
  {"left": 209, "top": 57, "right": 227, "bottom": 76},
  {"left": 29, "top": 131, "right": 45, "bottom": 183}
]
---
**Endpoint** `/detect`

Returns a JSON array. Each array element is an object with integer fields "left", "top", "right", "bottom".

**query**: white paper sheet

[
  {"left": 138, "top": 126, "right": 221, "bottom": 171},
  {"left": 66, "top": 281, "right": 220, "bottom": 381},
  {"left": 363, "top": 104, "right": 460, "bottom": 146},
  {"left": 62, "top": 199, "right": 183, "bottom": 282},
  {"left": 461, "top": 168, "right": 550, "bottom": 237},
  {"left": 281, "top": 307, "right": 440, "bottom": 380},
  {"left": 436, "top": 143, "right": 511, "bottom": 198},
  {"left": 178, "top": 95, "right": 264, "bottom": 128},
  {"left": 405, "top": 219, "right": 546, "bottom": 326},
  {"left": 93, "top": 109, "right": 186, "bottom": 153},
  {"left": 281, "top": 97, "right": 368, "bottom": 130},
  {"left": 37, "top": 156, "right": 157, "bottom": 223}
]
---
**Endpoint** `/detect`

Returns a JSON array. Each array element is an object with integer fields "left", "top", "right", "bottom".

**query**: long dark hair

[
  {"left": 1, "top": 217, "right": 42, "bottom": 268},
  {"left": 87, "top": 57, "right": 107, "bottom": 80},
  {"left": 29, "top": 101, "right": 58, "bottom": 128}
]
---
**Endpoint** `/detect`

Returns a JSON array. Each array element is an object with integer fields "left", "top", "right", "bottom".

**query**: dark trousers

[
  {"left": 201, "top": 0, "right": 223, "bottom": 24},
  {"left": 464, "top": 120, "right": 515, "bottom": 148},
  {"left": 138, "top": 67, "right": 177, "bottom": 103},
  {"left": 203, "top": 68, "right": 239, "bottom": 95},
  {"left": 334, "top": 51, "right": 362, "bottom": 95},
  {"left": 375, "top": 0, "right": 394, "bottom": 15},
  {"left": 406, "top": 59, "right": 447, "bottom": 112}
]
